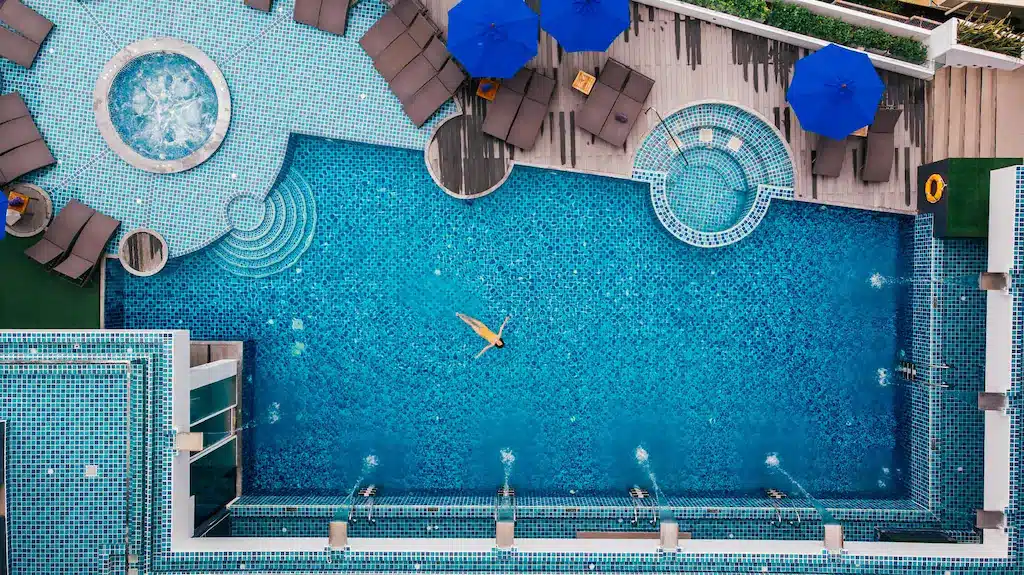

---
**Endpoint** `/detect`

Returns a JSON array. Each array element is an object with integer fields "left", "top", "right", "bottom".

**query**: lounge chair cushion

[
  {"left": 0, "top": 24, "right": 41, "bottom": 68},
  {"left": 407, "top": 14, "right": 437, "bottom": 48},
  {"left": 503, "top": 68, "right": 533, "bottom": 94},
  {"left": 360, "top": 12, "right": 407, "bottom": 59},
  {"left": 0, "top": 92, "right": 30, "bottom": 124},
  {"left": 482, "top": 88, "right": 525, "bottom": 141},
  {"left": 525, "top": 73, "right": 556, "bottom": 104},
  {"left": 598, "top": 59, "right": 630, "bottom": 91},
  {"left": 53, "top": 211, "right": 121, "bottom": 282},
  {"left": 24, "top": 199, "right": 95, "bottom": 265},
  {"left": 812, "top": 136, "right": 847, "bottom": 177},
  {"left": 392, "top": 0, "right": 424, "bottom": 26},
  {"left": 599, "top": 93, "right": 643, "bottom": 147},
  {"left": 374, "top": 32, "right": 420, "bottom": 82},
  {"left": 437, "top": 60, "right": 466, "bottom": 93},
  {"left": 390, "top": 55, "right": 436, "bottom": 104},
  {"left": 0, "top": 0, "right": 53, "bottom": 45},
  {"left": 861, "top": 108, "right": 902, "bottom": 183},
  {"left": 421, "top": 36, "right": 450, "bottom": 70},
  {"left": 293, "top": 0, "right": 322, "bottom": 26},
  {"left": 506, "top": 97, "right": 549, "bottom": 151},
  {"left": 622, "top": 70, "right": 654, "bottom": 103},
  {"left": 576, "top": 81, "right": 618, "bottom": 137},
  {"left": 403, "top": 77, "right": 451, "bottom": 127},
  {"left": 870, "top": 108, "right": 902, "bottom": 133},
  {"left": 317, "top": 0, "right": 349, "bottom": 35},
  {"left": 0, "top": 139, "right": 54, "bottom": 185},
  {"left": 0, "top": 115, "right": 42, "bottom": 155}
]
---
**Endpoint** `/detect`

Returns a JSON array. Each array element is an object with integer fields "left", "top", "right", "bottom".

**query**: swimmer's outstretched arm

[
  {"left": 475, "top": 343, "right": 495, "bottom": 359},
  {"left": 497, "top": 316, "right": 510, "bottom": 338}
]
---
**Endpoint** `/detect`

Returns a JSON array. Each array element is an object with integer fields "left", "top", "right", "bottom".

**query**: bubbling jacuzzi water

[{"left": 108, "top": 52, "right": 218, "bottom": 161}]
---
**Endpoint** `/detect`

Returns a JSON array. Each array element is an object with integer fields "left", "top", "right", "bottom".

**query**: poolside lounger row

[
  {"left": 0, "top": 0, "right": 53, "bottom": 68},
  {"left": 578, "top": 59, "right": 655, "bottom": 148},
  {"left": 0, "top": 92, "right": 55, "bottom": 185},
  {"left": 361, "top": 0, "right": 466, "bottom": 127},
  {"left": 294, "top": 0, "right": 349, "bottom": 36},
  {"left": 482, "top": 68, "right": 556, "bottom": 151},
  {"left": 812, "top": 107, "right": 903, "bottom": 183},
  {"left": 25, "top": 199, "right": 121, "bottom": 286}
]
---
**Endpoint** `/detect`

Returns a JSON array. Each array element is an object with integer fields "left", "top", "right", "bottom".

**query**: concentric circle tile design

[
  {"left": 205, "top": 171, "right": 317, "bottom": 278},
  {"left": 633, "top": 101, "right": 795, "bottom": 248}
]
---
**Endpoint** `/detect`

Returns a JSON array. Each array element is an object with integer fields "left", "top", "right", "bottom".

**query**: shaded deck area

[{"left": 422, "top": 0, "right": 927, "bottom": 214}]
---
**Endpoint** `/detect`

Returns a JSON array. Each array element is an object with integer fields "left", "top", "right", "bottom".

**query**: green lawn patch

[{"left": 0, "top": 235, "right": 101, "bottom": 329}]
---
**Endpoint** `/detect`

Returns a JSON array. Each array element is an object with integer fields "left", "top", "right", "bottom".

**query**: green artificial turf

[{"left": 0, "top": 234, "right": 101, "bottom": 329}]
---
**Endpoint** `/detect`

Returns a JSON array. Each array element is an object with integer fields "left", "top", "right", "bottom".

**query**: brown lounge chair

[
  {"left": 374, "top": 32, "right": 421, "bottom": 82},
  {"left": 403, "top": 60, "right": 465, "bottom": 127},
  {"left": 507, "top": 73, "right": 556, "bottom": 150},
  {"left": 599, "top": 70, "right": 654, "bottom": 147},
  {"left": 0, "top": 116, "right": 42, "bottom": 155},
  {"left": 812, "top": 136, "right": 847, "bottom": 177},
  {"left": 482, "top": 68, "right": 533, "bottom": 141},
  {"left": 0, "top": 0, "right": 53, "bottom": 45},
  {"left": 861, "top": 108, "right": 903, "bottom": 183},
  {"left": 244, "top": 0, "right": 272, "bottom": 12},
  {"left": 294, "top": 0, "right": 348, "bottom": 35},
  {"left": 577, "top": 59, "right": 630, "bottom": 137},
  {"left": 0, "top": 23, "right": 41, "bottom": 68},
  {"left": 0, "top": 140, "right": 55, "bottom": 185},
  {"left": 24, "top": 199, "right": 96, "bottom": 267},
  {"left": 53, "top": 211, "right": 121, "bottom": 286},
  {"left": 360, "top": 11, "right": 408, "bottom": 59},
  {"left": 0, "top": 91, "right": 30, "bottom": 124}
]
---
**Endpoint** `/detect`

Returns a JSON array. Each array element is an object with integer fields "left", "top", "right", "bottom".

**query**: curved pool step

[{"left": 206, "top": 172, "right": 318, "bottom": 278}]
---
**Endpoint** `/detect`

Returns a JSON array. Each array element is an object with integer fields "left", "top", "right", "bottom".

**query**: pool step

[{"left": 206, "top": 171, "right": 317, "bottom": 278}]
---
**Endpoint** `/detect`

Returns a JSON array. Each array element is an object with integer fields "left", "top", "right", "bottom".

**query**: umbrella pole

[{"left": 646, "top": 107, "right": 687, "bottom": 167}]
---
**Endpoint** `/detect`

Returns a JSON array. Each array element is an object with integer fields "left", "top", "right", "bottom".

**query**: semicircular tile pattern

[
  {"left": 0, "top": 0, "right": 453, "bottom": 258},
  {"left": 205, "top": 171, "right": 317, "bottom": 278},
  {"left": 632, "top": 102, "right": 795, "bottom": 248}
]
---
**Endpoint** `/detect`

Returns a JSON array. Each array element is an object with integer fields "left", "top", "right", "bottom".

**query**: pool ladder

[
  {"left": 354, "top": 484, "right": 378, "bottom": 523},
  {"left": 629, "top": 487, "right": 657, "bottom": 525}
]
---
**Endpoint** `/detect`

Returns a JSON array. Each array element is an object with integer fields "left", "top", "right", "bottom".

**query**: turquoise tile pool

[{"left": 112, "top": 136, "right": 914, "bottom": 500}]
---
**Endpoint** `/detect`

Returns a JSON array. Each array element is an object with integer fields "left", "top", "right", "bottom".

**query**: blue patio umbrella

[
  {"left": 787, "top": 44, "right": 885, "bottom": 140},
  {"left": 447, "top": 0, "right": 539, "bottom": 79},
  {"left": 541, "top": 0, "right": 630, "bottom": 53},
  {"left": 0, "top": 193, "right": 7, "bottom": 240}
]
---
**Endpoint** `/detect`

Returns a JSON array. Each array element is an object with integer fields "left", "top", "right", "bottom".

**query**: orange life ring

[{"left": 925, "top": 174, "right": 944, "bottom": 204}]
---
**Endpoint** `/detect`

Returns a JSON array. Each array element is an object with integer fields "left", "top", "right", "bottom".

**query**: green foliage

[
  {"left": 764, "top": 2, "right": 928, "bottom": 64},
  {"left": 957, "top": 10, "right": 1024, "bottom": 58},
  {"left": 685, "top": 0, "right": 770, "bottom": 22}
]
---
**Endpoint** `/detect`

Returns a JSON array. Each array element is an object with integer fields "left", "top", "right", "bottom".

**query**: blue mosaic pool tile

[{"left": 0, "top": 0, "right": 454, "bottom": 258}]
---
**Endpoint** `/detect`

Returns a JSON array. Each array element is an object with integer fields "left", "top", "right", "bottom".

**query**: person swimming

[{"left": 456, "top": 313, "right": 510, "bottom": 359}]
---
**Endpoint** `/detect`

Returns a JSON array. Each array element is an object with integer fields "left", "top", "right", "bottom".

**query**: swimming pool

[{"left": 113, "top": 136, "right": 913, "bottom": 502}]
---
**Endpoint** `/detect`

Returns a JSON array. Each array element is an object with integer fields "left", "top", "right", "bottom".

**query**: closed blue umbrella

[
  {"left": 787, "top": 44, "right": 885, "bottom": 140},
  {"left": 541, "top": 0, "right": 630, "bottom": 53},
  {"left": 448, "top": 0, "right": 539, "bottom": 79}
]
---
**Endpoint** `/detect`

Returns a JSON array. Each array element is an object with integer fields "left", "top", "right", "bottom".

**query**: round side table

[
  {"left": 5, "top": 183, "right": 53, "bottom": 238},
  {"left": 119, "top": 228, "right": 168, "bottom": 276}
]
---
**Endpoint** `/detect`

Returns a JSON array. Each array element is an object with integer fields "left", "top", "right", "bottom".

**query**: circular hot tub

[
  {"left": 95, "top": 38, "right": 231, "bottom": 173},
  {"left": 633, "top": 101, "right": 795, "bottom": 248}
]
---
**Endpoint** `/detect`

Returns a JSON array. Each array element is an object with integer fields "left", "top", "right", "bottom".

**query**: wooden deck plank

[
  {"left": 978, "top": 68, "right": 996, "bottom": 159},
  {"left": 962, "top": 69, "right": 981, "bottom": 158},
  {"left": 419, "top": 0, "right": 923, "bottom": 214},
  {"left": 994, "top": 68, "right": 1024, "bottom": 158},
  {"left": 947, "top": 68, "right": 966, "bottom": 158},
  {"left": 931, "top": 68, "right": 948, "bottom": 162}
]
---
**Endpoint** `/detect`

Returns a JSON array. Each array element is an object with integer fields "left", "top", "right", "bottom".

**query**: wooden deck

[
  {"left": 930, "top": 67, "right": 1024, "bottom": 161},
  {"left": 421, "top": 0, "right": 928, "bottom": 214}
]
